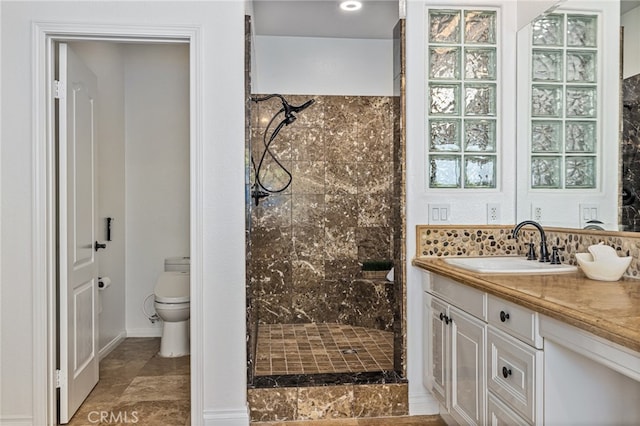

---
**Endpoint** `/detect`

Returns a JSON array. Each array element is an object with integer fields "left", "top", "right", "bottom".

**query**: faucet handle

[
  {"left": 526, "top": 242, "right": 537, "bottom": 260},
  {"left": 550, "top": 246, "right": 565, "bottom": 265},
  {"left": 539, "top": 241, "right": 551, "bottom": 263}
]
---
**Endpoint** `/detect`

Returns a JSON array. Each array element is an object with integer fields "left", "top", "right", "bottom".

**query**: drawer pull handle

[
  {"left": 500, "top": 311, "right": 510, "bottom": 322},
  {"left": 439, "top": 312, "right": 444, "bottom": 321},
  {"left": 502, "top": 366, "right": 512, "bottom": 378}
]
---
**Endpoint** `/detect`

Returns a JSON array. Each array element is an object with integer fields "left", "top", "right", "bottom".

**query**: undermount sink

[{"left": 444, "top": 256, "right": 578, "bottom": 274}]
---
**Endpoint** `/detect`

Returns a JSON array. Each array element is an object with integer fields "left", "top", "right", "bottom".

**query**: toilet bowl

[{"left": 154, "top": 260, "right": 190, "bottom": 357}]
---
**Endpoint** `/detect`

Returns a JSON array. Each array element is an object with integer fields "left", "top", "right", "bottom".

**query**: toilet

[{"left": 154, "top": 257, "right": 190, "bottom": 357}]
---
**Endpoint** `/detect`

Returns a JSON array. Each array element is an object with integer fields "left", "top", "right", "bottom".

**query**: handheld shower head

[
  {"left": 282, "top": 98, "right": 315, "bottom": 125},
  {"left": 285, "top": 99, "right": 315, "bottom": 114},
  {"left": 249, "top": 94, "right": 316, "bottom": 206},
  {"left": 250, "top": 94, "right": 316, "bottom": 126}
]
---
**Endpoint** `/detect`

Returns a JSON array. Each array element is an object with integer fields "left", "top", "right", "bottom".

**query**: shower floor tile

[{"left": 255, "top": 323, "right": 394, "bottom": 376}]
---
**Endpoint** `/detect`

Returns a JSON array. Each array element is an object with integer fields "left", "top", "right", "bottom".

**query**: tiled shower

[{"left": 246, "top": 94, "right": 404, "bottom": 387}]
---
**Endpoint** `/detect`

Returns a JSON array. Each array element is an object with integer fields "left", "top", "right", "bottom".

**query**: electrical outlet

[
  {"left": 487, "top": 203, "right": 500, "bottom": 224},
  {"left": 428, "top": 204, "right": 451, "bottom": 223},
  {"left": 532, "top": 205, "right": 543, "bottom": 221}
]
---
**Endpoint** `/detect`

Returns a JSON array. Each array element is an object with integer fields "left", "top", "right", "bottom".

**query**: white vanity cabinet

[
  {"left": 486, "top": 295, "right": 543, "bottom": 425},
  {"left": 424, "top": 276, "right": 487, "bottom": 425},
  {"left": 424, "top": 273, "right": 543, "bottom": 425}
]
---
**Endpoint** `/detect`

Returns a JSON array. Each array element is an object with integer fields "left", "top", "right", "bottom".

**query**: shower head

[
  {"left": 282, "top": 98, "right": 315, "bottom": 125},
  {"left": 284, "top": 98, "right": 315, "bottom": 115},
  {"left": 251, "top": 94, "right": 315, "bottom": 125},
  {"left": 249, "top": 94, "right": 315, "bottom": 206}
]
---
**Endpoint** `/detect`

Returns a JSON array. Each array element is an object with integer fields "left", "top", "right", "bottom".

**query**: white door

[{"left": 58, "top": 42, "right": 100, "bottom": 424}]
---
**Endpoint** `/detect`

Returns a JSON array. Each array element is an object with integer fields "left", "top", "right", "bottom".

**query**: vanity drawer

[
  {"left": 429, "top": 275, "right": 486, "bottom": 321},
  {"left": 487, "top": 329, "right": 542, "bottom": 425},
  {"left": 488, "top": 294, "right": 541, "bottom": 348},
  {"left": 488, "top": 392, "right": 532, "bottom": 426}
]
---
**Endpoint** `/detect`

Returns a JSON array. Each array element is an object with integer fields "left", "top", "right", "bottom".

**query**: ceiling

[
  {"left": 622, "top": 0, "right": 640, "bottom": 14},
  {"left": 251, "top": 0, "right": 400, "bottom": 40},
  {"left": 252, "top": 0, "right": 639, "bottom": 40}
]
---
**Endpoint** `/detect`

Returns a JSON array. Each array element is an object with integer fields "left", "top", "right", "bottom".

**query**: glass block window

[
  {"left": 529, "top": 13, "right": 598, "bottom": 189},
  {"left": 427, "top": 8, "right": 499, "bottom": 189}
]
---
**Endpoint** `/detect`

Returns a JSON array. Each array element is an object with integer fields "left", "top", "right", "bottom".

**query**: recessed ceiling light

[{"left": 340, "top": 0, "right": 362, "bottom": 12}]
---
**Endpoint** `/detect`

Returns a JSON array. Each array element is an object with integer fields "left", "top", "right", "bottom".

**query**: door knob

[{"left": 94, "top": 241, "right": 107, "bottom": 251}]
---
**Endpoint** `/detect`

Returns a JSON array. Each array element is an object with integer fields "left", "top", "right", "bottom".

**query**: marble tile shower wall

[
  {"left": 416, "top": 225, "right": 640, "bottom": 279},
  {"left": 621, "top": 73, "right": 640, "bottom": 231},
  {"left": 248, "top": 95, "right": 397, "bottom": 330}
]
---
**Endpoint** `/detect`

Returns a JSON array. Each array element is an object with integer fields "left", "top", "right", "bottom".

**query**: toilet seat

[
  {"left": 154, "top": 302, "right": 189, "bottom": 310},
  {"left": 154, "top": 271, "right": 190, "bottom": 303}
]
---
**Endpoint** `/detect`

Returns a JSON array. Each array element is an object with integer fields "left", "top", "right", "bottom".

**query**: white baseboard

[
  {"left": 126, "top": 327, "right": 162, "bottom": 338},
  {"left": 409, "top": 390, "right": 440, "bottom": 415},
  {"left": 0, "top": 415, "right": 33, "bottom": 425},
  {"left": 202, "top": 407, "right": 250, "bottom": 426},
  {"left": 99, "top": 332, "right": 127, "bottom": 361}
]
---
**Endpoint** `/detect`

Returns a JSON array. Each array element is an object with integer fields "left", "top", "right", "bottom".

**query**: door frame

[{"left": 31, "top": 22, "right": 204, "bottom": 426}]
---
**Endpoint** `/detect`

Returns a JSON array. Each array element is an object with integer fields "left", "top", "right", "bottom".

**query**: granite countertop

[{"left": 412, "top": 257, "right": 640, "bottom": 353}]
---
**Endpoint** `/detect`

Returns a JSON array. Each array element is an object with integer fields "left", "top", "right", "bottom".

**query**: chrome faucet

[{"left": 512, "top": 220, "right": 550, "bottom": 262}]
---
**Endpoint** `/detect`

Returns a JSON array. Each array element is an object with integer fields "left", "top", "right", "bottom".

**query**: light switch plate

[{"left": 428, "top": 204, "right": 451, "bottom": 223}]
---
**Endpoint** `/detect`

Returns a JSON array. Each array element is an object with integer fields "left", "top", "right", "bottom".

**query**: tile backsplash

[{"left": 416, "top": 225, "right": 640, "bottom": 279}]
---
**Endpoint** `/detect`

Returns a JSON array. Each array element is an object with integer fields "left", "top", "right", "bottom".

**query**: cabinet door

[
  {"left": 426, "top": 293, "right": 449, "bottom": 408},
  {"left": 450, "top": 305, "right": 487, "bottom": 426}
]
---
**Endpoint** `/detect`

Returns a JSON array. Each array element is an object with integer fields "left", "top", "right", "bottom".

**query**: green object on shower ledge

[{"left": 361, "top": 260, "right": 393, "bottom": 271}]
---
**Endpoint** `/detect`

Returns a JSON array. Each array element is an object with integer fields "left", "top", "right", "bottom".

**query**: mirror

[
  {"left": 620, "top": 1, "right": 640, "bottom": 230},
  {"left": 516, "top": 0, "right": 638, "bottom": 231},
  {"left": 516, "top": 0, "right": 565, "bottom": 30}
]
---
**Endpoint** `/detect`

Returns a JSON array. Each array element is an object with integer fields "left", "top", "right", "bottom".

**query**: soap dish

[{"left": 575, "top": 243, "right": 632, "bottom": 282}]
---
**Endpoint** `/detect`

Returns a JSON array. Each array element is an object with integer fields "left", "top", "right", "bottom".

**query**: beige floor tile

[
  {"left": 250, "top": 416, "right": 445, "bottom": 426},
  {"left": 69, "top": 338, "right": 190, "bottom": 426},
  {"left": 138, "top": 353, "right": 190, "bottom": 376},
  {"left": 119, "top": 375, "right": 190, "bottom": 403},
  {"left": 109, "top": 399, "right": 190, "bottom": 426},
  {"left": 356, "top": 415, "right": 447, "bottom": 425}
]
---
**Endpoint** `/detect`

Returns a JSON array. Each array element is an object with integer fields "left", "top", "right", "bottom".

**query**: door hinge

[
  {"left": 54, "top": 80, "right": 64, "bottom": 99},
  {"left": 55, "top": 369, "right": 64, "bottom": 389}
]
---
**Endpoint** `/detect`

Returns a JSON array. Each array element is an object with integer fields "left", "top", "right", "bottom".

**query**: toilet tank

[{"left": 165, "top": 256, "right": 190, "bottom": 272}]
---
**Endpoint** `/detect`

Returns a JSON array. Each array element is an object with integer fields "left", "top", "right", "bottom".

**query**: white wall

[
  {"left": 123, "top": 44, "right": 190, "bottom": 337},
  {"left": 1, "top": 3, "right": 37, "bottom": 420},
  {"left": 253, "top": 35, "right": 393, "bottom": 96},
  {"left": 0, "top": 2, "right": 247, "bottom": 425},
  {"left": 405, "top": 0, "right": 518, "bottom": 414},
  {"left": 622, "top": 5, "right": 640, "bottom": 79},
  {"left": 69, "top": 41, "right": 128, "bottom": 356},
  {"left": 407, "top": 0, "right": 518, "bottom": 228}
]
